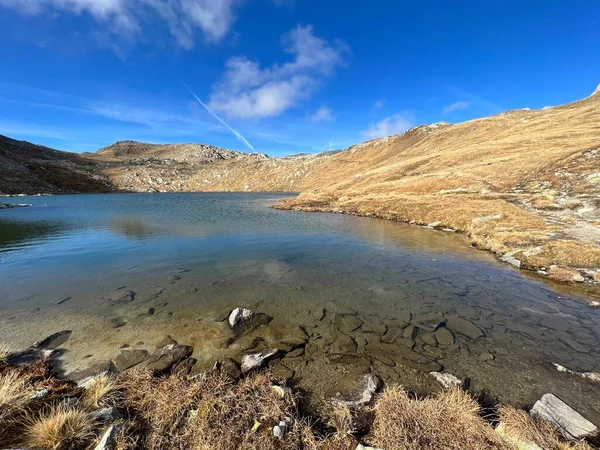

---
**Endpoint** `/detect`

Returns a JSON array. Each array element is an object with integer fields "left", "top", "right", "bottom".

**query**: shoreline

[
  {"left": 272, "top": 193, "right": 600, "bottom": 304},
  {"left": 1, "top": 326, "right": 598, "bottom": 449}
]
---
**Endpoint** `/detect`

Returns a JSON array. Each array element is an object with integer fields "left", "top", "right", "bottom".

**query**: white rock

[
  {"left": 228, "top": 307, "right": 253, "bottom": 328},
  {"left": 472, "top": 214, "right": 502, "bottom": 224},
  {"left": 356, "top": 444, "right": 384, "bottom": 450},
  {"left": 94, "top": 425, "right": 122, "bottom": 450},
  {"left": 430, "top": 372, "right": 463, "bottom": 390},
  {"left": 553, "top": 363, "right": 600, "bottom": 383},
  {"left": 428, "top": 221, "right": 442, "bottom": 228},
  {"left": 530, "top": 393, "right": 598, "bottom": 440},
  {"left": 241, "top": 348, "right": 278, "bottom": 373},
  {"left": 591, "top": 301, "right": 600, "bottom": 308},
  {"left": 273, "top": 425, "right": 284, "bottom": 439},
  {"left": 500, "top": 254, "right": 521, "bottom": 268}
]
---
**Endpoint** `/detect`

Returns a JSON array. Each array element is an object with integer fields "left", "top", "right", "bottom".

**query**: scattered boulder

[
  {"left": 113, "top": 349, "right": 149, "bottom": 372},
  {"left": 146, "top": 344, "right": 193, "bottom": 374},
  {"left": 530, "top": 393, "right": 598, "bottom": 441},
  {"left": 33, "top": 330, "right": 72, "bottom": 349},
  {"left": 241, "top": 348, "right": 279, "bottom": 374}
]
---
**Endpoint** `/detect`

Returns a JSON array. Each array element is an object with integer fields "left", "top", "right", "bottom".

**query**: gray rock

[
  {"left": 501, "top": 254, "right": 521, "bottom": 268},
  {"left": 89, "top": 407, "right": 123, "bottom": 422},
  {"left": 228, "top": 307, "right": 271, "bottom": 337},
  {"left": 421, "top": 331, "right": 438, "bottom": 346},
  {"left": 434, "top": 327, "right": 455, "bottom": 346},
  {"left": 33, "top": 330, "right": 72, "bottom": 349},
  {"left": 445, "top": 316, "right": 484, "bottom": 340},
  {"left": 172, "top": 358, "right": 197, "bottom": 376},
  {"left": 531, "top": 393, "right": 598, "bottom": 441},
  {"left": 216, "top": 358, "right": 242, "bottom": 380},
  {"left": 146, "top": 344, "right": 193, "bottom": 374},
  {"left": 241, "top": 348, "right": 279, "bottom": 374},
  {"left": 412, "top": 313, "right": 444, "bottom": 331},
  {"left": 113, "top": 349, "right": 149, "bottom": 372},
  {"left": 109, "top": 318, "right": 127, "bottom": 329},
  {"left": 430, "top": 371, "right": 464, "bottom": 390},
  {"left": 94, "top": 425, "right": 122, "bottom": 450},
  {"left": 339, "top": 314, "right": 363, "bottom": 333},
  {"left": 110, "top": 291, "right": 135, "bottom": 305}
]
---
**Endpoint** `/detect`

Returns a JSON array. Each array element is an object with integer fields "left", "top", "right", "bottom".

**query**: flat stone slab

[
  {"left": 530, "top": 393, "right": 598, "bottom": 441},
  {"left": 33, "top": 330, "right": 72, "bottom": 349},
  {"left": 445, "top": 316, "right": 484, "bottom": 340},
  {"left": 146, "top": 344, "right": 193, "bottom": 374}
]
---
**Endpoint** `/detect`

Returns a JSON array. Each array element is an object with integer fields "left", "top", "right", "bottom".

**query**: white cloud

[
  {"left": 442, "top": 100, "right": 470, "bottom": 114},
  {"left": 362, "top": 112, "right": 414, "bottom": 139},
  {"left": 0, "top": 0, "right": 239, "bottom": 46},
  {"left": 310, "top": 106, "right": 334, "bottom": 123},
  {"left": 208, "top": 25, "right": 348, "bottom": 119}
]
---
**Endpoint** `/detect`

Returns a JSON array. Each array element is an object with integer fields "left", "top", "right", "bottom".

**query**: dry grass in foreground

[{"left": 0, "top": 357, "right": 596, "bottom": 450}]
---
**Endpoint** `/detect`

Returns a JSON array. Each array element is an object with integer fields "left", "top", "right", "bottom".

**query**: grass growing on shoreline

[{"left": 0, "top": 357, "right": 596, "bottom": 449}]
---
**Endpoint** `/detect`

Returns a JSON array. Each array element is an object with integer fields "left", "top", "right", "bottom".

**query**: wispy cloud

[
  {"left": 185, "top": 85, "right": 255, "bottom": 151},
  {"left": 208, "top": 25, "right": 349, "bottom": 119},
  {"left": 362, "top": 112, "right": 414, "bottom": 139},
  {"left": 442, "top": 100, "right": 470, "bottom": 114},
  {"left": 309, "top": 106, "right": 334, "bottom": 123},
  {"left": 0, "top": 0, "right": 241, "bottom": 47},
  {"left": 373, "top": 99, "right": 385, "bottom": 109}
]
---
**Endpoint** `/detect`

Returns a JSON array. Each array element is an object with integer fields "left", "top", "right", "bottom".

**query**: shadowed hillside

[{"left": 0, "top": 135, "right": 112, "bottom": 195}]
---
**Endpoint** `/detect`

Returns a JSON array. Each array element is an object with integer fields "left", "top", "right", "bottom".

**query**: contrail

[{"left": 183, "top": 83, "right": 255, "bottom": 152}]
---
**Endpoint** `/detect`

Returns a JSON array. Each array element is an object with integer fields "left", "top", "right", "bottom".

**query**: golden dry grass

[
  {"left": 498, "top": 406, "right": 593, "bottom": 450},
  {"left": 80, "top": 373, "right": 117, "bottom": 410},
  {"left": 366, "top": 387, "right": 509, "bottom": 450},
  {"left": 26, "top": 405, "right": 98, "bottom": 450}
]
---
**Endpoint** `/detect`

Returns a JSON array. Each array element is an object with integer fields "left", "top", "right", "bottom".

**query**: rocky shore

[
  {"left": 1, "top": 305, "right": 599, "bottom": 449},
  {"left": 0, "top": 202, "right": 31, "bottom": 209}
]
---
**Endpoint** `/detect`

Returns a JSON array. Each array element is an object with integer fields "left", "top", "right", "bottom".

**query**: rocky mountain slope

[
  {"left": 2, "top": 86, "right": 599, "bottom": 290},
  {"left": 0, "top": 135, "right": 112, "bottom": 195}
]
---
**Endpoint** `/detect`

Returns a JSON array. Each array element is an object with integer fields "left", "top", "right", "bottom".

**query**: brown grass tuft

[
  {"left": 0, "top": 342, "right": 18, "bottom": 362},
  {"left": 80, "top": 373, "right": 117, "bottom": 410},
  {"left": 499, "top": 406, "right": 593, "bottom": 450},
  {"left": 366, "top": 387, "right": 509, "bottom": 450},
  {"left": 26, "top": 405, "right": 98, "bottom": 450}
]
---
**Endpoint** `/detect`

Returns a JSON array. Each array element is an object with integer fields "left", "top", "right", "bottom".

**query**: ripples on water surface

[{"left": 0, "top": 193, "right": 599, "bottom": 419}]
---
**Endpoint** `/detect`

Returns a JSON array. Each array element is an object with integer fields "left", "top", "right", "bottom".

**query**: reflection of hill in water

[
  {"left": 108, "top": 217, "right": 164, "bottom": 239},
  {"left": 0, "top": 219, "right": 70, "bottom": 253}
]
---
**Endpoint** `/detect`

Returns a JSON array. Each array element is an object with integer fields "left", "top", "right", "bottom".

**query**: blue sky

[{"left": 0, "top": 0, "right": 598, "bottom": 156}]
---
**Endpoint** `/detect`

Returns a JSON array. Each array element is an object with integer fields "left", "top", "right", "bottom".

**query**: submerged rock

[
  {"left": 445, "top": 316, "right": 484, "bottom": 340},
  {"left": 241, "top": 348, "right": 279, "bottom": 374},
  {"left": 530, "top": 393, "right": 598, "bottom": 441},
  {"left": 430, "top": 371, "right": 466, "bottom": 390},
  {"left": 228, "top": 307, "right": 272, "bottom": 337},
  {"left": 339, "top": 374, "right": 381, "bottom": 407},
  {"left": 33, "top": 330, "right": 72, "bottom": 349}
]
